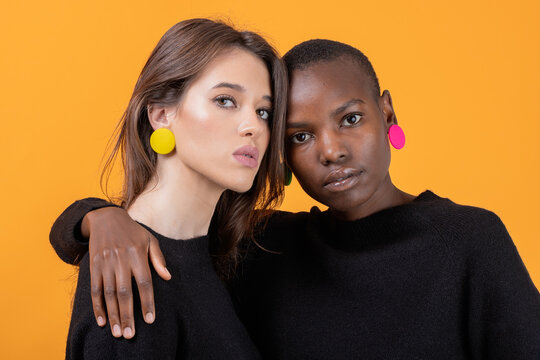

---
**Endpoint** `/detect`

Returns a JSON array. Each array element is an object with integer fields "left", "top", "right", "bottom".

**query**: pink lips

[
  {"left": 323, "top": 167, "right": 362, "bottom": 192},
  {"left": 233, "top": 145, "right": 259, "bottom": 169}
]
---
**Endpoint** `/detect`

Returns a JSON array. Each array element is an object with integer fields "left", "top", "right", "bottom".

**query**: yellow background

[{"left": 1, "top": 0, "right": 538, "bottom": 357}]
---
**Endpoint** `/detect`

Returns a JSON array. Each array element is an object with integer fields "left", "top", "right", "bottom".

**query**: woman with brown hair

[{"left": 61, "top": 18, "right": 287, "bottom": 359}]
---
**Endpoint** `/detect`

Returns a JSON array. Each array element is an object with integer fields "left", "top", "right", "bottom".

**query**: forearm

[{"left": 49, "top": 198, "right": 117, "bottom": 264}]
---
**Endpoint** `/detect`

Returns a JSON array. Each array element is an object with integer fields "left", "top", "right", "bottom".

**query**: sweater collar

[
  {"left": 308, "top": 190, "right": 443, "bottom": 251},
  {"left": 138, "top": 222, "right": 210, "bottom": 256}
]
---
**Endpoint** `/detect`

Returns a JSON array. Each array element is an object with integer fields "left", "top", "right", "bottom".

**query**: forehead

[
  {"left": 191, "top": 48, "right": 270, "bottom": 91},
  {"left": 288, "top": 59, "right": 374, "bottom": 117}
]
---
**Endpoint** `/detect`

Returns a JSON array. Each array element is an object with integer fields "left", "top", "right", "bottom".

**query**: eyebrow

[
  {"left": 331, "top": 99, "right": 366, "bottom": 117},
  {"left": 287, "top": 121, "right": 310, "bottom": 129},
  {"left": 212, "top": 82, "right": 272, "bottom": 102},
  {"left": 213, "top": 82, "right": 245, "bottom": 92},
  {"left": 287, "top": 98, "right": 366, "bottom": 129}
]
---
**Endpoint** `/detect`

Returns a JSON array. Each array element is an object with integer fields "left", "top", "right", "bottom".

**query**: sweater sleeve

[
  {"left": 49, "top": 198, "right": 118, "bottom": 265},
  {"left": 66, "top": 253, "right": 181, "bottom": 359},
  {"left": 464, "top": 211, "right": 540, "bottom": 359}
]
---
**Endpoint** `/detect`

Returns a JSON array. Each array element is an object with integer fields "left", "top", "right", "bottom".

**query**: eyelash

[
  {"left": 341, "top": 113, "right": 363, "bottom": 126},
  {"left": 289, "top": 132, "right": 313, "bottom": 144},
  {"left": 214, "top": 95, "right": 236, "bottom": 108},
  {"left": 258, "top": 108, "right": 273, "bottom": 121},
  {"left": 214, "top": 95, "right": 272, "bottom": 121},
  {"left": 289, "top": 113, "right": 364, "bottom": 144}
]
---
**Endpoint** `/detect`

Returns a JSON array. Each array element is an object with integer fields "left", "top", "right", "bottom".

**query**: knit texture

[
  {"left": 50, "top": 192, "right": 540, "bottom": 359},
  {"left": 232, "top": 191, "right": 540, "bottom": 359},
  {"left": 66, "top": 225, "right": 260, "bottom": 359},
  {"left": 49, "top": 198, "right": 119, "bottom": 265}
]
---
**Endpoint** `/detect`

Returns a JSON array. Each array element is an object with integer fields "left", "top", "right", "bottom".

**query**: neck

[
  {"left": 330, "top": 173, "right": 415, "bottom": 221},
  {"left": 126, "top": 155, "right": 224, "bottom": 239}
]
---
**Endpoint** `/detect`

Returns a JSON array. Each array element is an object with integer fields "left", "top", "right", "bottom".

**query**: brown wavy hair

[{"left": 101, "top": 19, "right": 287, "bottom": 278}]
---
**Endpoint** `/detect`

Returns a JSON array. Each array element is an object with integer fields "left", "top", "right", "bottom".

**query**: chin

[
  {"left": 317, "top": 189, "right": 368, "bottom": 212},
  {"left": 326, "top": 199, "right": 360, "bottom": 212},
  {"left": 227, "top": 177, "right": 256, "bottom": 193},
  {"left": 229, "top": 185, "right": 251, "bottom": 193}
]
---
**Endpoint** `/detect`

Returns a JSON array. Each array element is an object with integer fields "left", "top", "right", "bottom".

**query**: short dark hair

[{"left": 283, "top": 39, "right": 380, "bottom": 98}]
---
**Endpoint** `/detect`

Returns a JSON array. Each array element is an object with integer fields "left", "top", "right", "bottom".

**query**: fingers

[
  {"left": 89, "top": 259, "right": 106, "bottom": 327},
  {"left": 101, "top": 257, "right": 123, "bottom": 338},
  {"left": 131, "top": 247, "right": 156, "bottom": 324},
  {"left": 86, "top": 209, "right": 162, "bottom": 339},
  {"left": 149, "top": 235, "right": 171, "bottom": 281},
  {"left": 116, "top": 260, "right": 135, "bottom": 339}
]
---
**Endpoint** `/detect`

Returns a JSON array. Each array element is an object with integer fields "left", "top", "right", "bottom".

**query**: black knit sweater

[
  {"left": 66, "top": 223, "right": 260, "bottom": 359},
  {"left": 51, "top": 191, "right": 540, "bottom": 359}
]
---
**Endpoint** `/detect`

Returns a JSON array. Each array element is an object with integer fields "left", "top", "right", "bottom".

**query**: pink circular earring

[{"left": 388, "top": 124, "right": 405, "bottom": 149}]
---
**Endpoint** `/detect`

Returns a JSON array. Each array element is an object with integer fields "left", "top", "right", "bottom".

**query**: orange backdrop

[{"left": 1, "top": 0, "right": 539, "bottom": 357}]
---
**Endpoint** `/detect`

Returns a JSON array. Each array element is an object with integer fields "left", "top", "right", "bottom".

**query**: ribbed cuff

[{"left": 49, "top": 198, "right": 118, "bottom": 265}]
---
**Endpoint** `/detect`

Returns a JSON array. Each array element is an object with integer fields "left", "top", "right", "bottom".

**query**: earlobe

[
  {"left": 380, "top": 90, "right": 405, "bottom": 149},
  {"left": 147, "top": 104, "right": 177, "bottom": 154}
]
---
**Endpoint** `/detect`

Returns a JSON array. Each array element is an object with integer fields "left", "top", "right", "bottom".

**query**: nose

[
  {"left": 238, "top": 110, "right": 265, "bottom": 138},
  {"left": 318, "top": 130, "right": 348, "bottom": 165}
]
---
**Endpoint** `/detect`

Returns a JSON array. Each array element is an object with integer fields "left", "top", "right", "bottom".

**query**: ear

[
  {"left": 379, "top": 90, "right": 398, "bottom": 130},
  {"left": 147, "top": 104, "right": 175, "bottom": 131}
]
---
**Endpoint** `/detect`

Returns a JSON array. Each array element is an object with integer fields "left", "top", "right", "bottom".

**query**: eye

[
  {"left": 214, "top": 95, "right": 236, "bottom": 108},
  {"left": 341, "top": 113, "right": 362, "bottom": 126},
  {"left": 289, "top": 132, "right": 312, "bottom": 144},
  {"left": 256, "top": 108, "right": 271, "bottom": 121}
]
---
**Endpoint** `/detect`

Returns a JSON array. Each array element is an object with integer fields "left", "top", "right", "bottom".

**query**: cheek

[
  {"left": 286, "top": 146, "right": 299, "bottom": 170},
  {"left": 287, "top": 146, "right": 312, "bottom": 181},
  {"left": 260, "top": 125, "right": 271, "bottom": 154},
  {"left": 175, "top": 98, "right": 211, "bottom": 136},
  {"left": 173, "top": 124, "right": 230, "bottom": 176},
  {"left": 176, "top": 105, "right": 230, "bottom": 149},
  {"left": 364, "top": 126, "right": 391, "bottom": 174}
]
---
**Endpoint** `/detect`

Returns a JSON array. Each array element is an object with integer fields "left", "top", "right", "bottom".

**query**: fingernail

[
  {"left": 145, "top": 312, "right": 154, "bottom": 323},
  {"left": 113, "top": 324, "right": 122, "bottom": 337},
  {"left": 123, "top": 327, "right": 133, "bottom": 338},
  {"left": 165, "top": 267, "right": 171, "bottom": 278},
  {"left": 97, "top": 316, "right": 105, "bottom": 326}
]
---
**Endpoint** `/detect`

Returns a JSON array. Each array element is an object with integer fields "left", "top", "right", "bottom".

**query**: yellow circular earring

[{"left": 150, "top": 128, "right": 175, "bottom": 154}]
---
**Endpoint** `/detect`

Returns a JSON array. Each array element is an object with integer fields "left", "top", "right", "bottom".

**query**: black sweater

[
  {"left": 51, "top": 191, "right": 540, "bottom": 359},
  {"left": 65, "top": 222, "right": 260, "bottom": 359}
]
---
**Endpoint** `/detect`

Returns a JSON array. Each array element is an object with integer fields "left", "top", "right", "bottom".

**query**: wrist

[
  {"left": 82, "top": 206, "right": 123, "bottom": 239},
  {"left": 81, "top": 211, "right": 93, "bottom": 239},
  {"left": 81, "top": 207, "right": 107, "bottom": 239}
]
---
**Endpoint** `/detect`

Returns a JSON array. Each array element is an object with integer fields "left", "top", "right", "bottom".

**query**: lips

[
  {"left": 323, "top": 167, "right": 362, "bottom": 192},
  {"left": 233, "top": 145, "right": 259, "bottom": 169}
]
